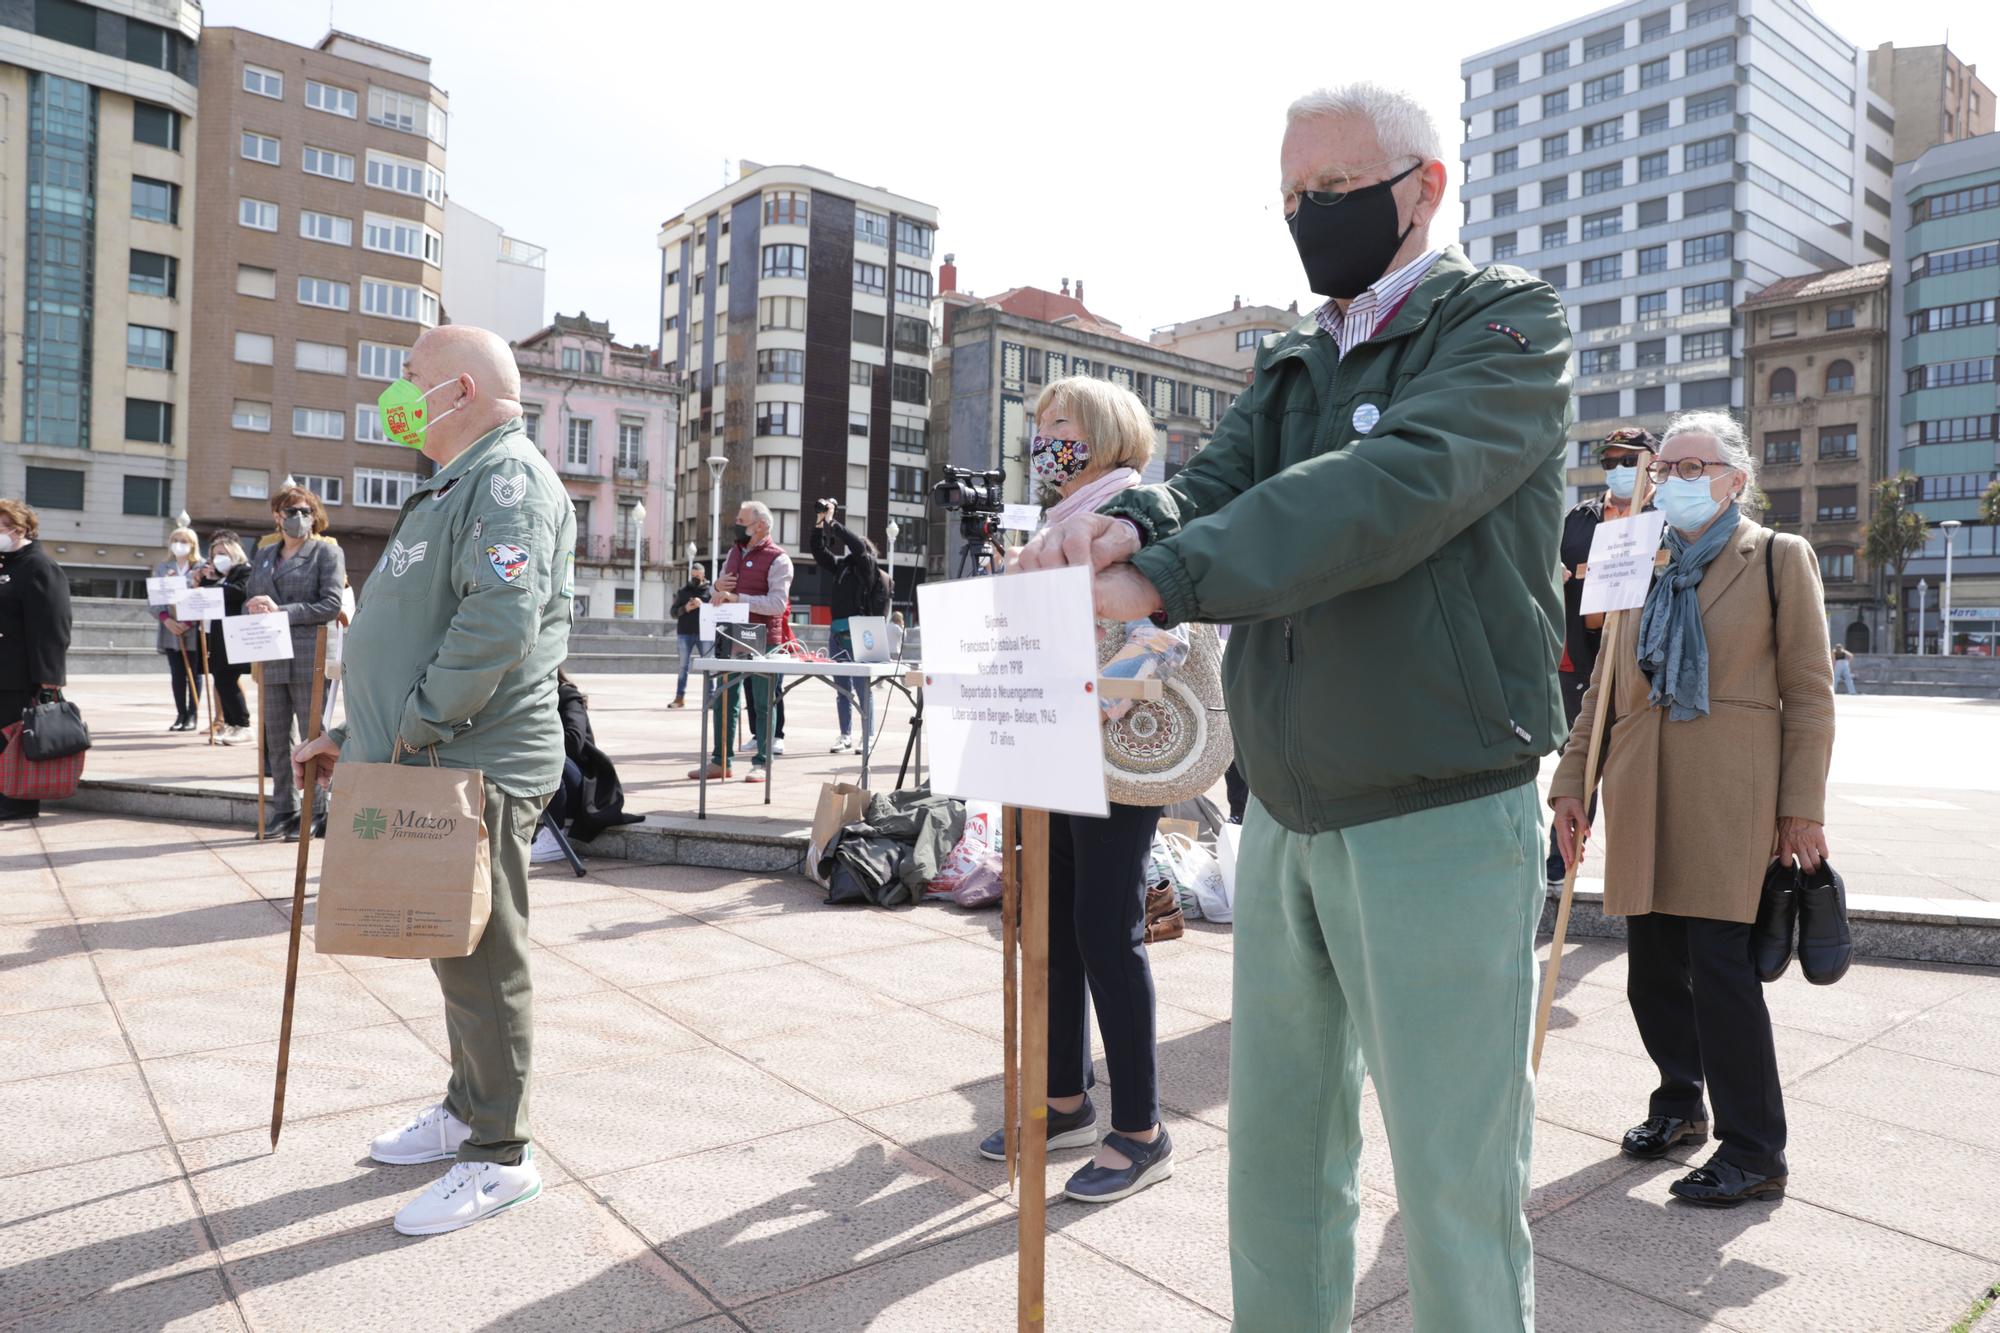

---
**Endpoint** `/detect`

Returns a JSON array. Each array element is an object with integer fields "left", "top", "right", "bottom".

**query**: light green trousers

[
  {"left": 434, "top": 780, "right": 549, "bottom": 1165},
  {"left": 1229, "top": 784, "right": 1542, "bottom": 1332}
]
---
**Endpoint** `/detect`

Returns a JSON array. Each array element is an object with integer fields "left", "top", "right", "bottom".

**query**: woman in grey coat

[
  {"left": 154, "top": 524, "right": 205, "bottom": 731},
  {"left": 245, "top": 484, "right": 346, "bottom": 839}
]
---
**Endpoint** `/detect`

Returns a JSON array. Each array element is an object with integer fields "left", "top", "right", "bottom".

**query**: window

[
  {"left": 756, "top": 401, "right": 803, "bottom": 437},
  {"left": 1688, "top": 0, "right": 1734, "bottom": 23},
  {"left": 1822, "top": 360, "right": 1855, "bottom": 394},
  {"left": 1583, "top": 73, "right": 1623, "bottom": 106},
  {"left": 23, "top": 463, "right": 84, "bottom": 510},
  {"left": 1543, "top": 90, "right": 1569, "bottom": 117},
  {"left": 133, "top": 102, "right": 179, "bottom": 150},
  {"left": 1636, "top": 197, "right": 1668, "bottom": 227},
  {"left": 361, "top": 278, "right": 438, "bottom": 325},
  {"left": 1493, "top": 61, "right": 1519, "bottom": 91},
  {"left": 366, "top": 149, "right": 428, "bottom": 197},
  {"left": 1584, "top": 27, "right": 1623, "bottom": 59},
  {"left": 1494, "top": 104, "right": 1519, "bottom": 131},
  {"left": 1818, "top": 425, "right": 1857, "bottom": 459},
  {"left": 895, "top": 266, "right": 933, "bottom": 306},
  {"left": 232, "top": 400, "right": 270, "bottom": 432},
  {"left": 1041, "top": 352, "right": 1066, "bottom": 382},
  {"left": 362, "top": 213, "right": 439, "bottom": 262},
  {"left": 1683, "top": 232, "right": 1729, "bottom": 265},
  {"left": 762, "top": 244, "right": 807, "bottom": 278},
  {"left": 1579, "top": 299, "right": 1622, "bottom": 330},
  {"left": 755, "top": 296, "right": 807, "bottom": 333},
  {"left": 1637, "top": 291, "right": 1667, "bottom": 319},
  {"left": 1763, "top": 486, "right": 1801, "bottom": 522},
  {"left": 853, "top": 260, "right": 886, "bottom": 296},
  {"left": 1682, "top": 330, "right": 1728, "bottom": 360},
  {"left": 1763, "top": 432, "right": 1801, "bottom": 464},
  {"left": 124, "top": 399, "right": 171, "bottom": 443},
  {"left": 1579, "top": 348, "right": 1620, "bottom": 374},
  {"left": 1641, "top": 57, "right": 1671, "bottom": 88},
  {"left": 1582, "top": 164, "right": 1622, "bottom": 195},
  {"left": 226, "top": 468, "right": 269, "bottom": 502},
  {"left": 302, "top": 145, "right": 354, "bottom": 181},
  {"left": 1542, "top": 219, "right": 1569, "bottom": 248},
  {"left": 1681, "top": 378, "right": 1733, "bottom": 408},
  {"left": 1001, "top": 342, "right": 1026, "bottom": 383},
  {"left": 126, "top": 324, "right": 173, "bottom": 370},
  {"left": 297, "top": 276, "right": 350, "bottom": 310},
  {"left": 891, "top": 363, "right": 929, "bottom": 404},
  {"left": 1578, "top": 391, "right": 1621, "bottom": 420},
  {"left": 1684, "top": 134, "right": 1733, "bottom": 169},
  {"left": 1684, "top": 281, "right": 1730, "bottom": 312},
  {"left": 1492, "top": 231, "right": 1518, "bottom": 260},
  {"left": 1544, "top": 45, "right": 1571, "bottom": 73},
  {"left": 1583, "top": 118, "right": 1622, "bottom": 149},
  {"left": 122, "top": 475, "right": 170, "bottom": 518},
  {"left": 854, "top": 207, "right": 889, "bottom": 247},
  {"left": 355, "top": 404, "right": 388, "bottom": 445},
  {"left": 237, "top": 198, "right": 278, "bottom": 232},
  {"left": 1910, "top": 300, "right": 1996, "bottom": 334},
  {"left": 1683, "top": 183, "right": 1732, "bottom": 216},
  {"left": 1815, "top": 485, "right": 1857, "bottom": 522},
  {"left": 241, "top": 131, "right": 279, "bottom": 165},
  {"left": 757, "top": 348, "right": 805, "bottom": 384},
  {"left": 1913, "top": 472, "right": 2000, "bottom": 501},
  {"left": 1916, "top": 183, "right": 1999, "bottom": 221},
  {"left": 1637, "top": 338, "right": 1667, "bottom": 366},
  {"left": 1909, "top": 358, "right": 1998, "bottom": 391},
  {"left": 1581, "top": 207, "right": 1622, "bottom": 240},
  {"left": 891, "top": 419, "right": 927, "bottom": 453},
  {"left": 300, "top": 210, "right": 352, "bottom": 246},
  {"left": 1641, "top": 9, "right": 1671, "bottom": 40},
  {"left": 298, "top": 475, "right": 343, "bottom": 507},
  {"left": 354, "top": 468, "right": 419, "bottom": 509},
  {"left": 1818, "top": 548, "right": 1854, "bottom": 582},
  {"left": 295, "top": 340, "right": 346, "bottom": 375},
  {"left": 896, "top": 218, "right": 935, "bottom": 257},
  {"left": 133, "top": 177, "right": 178, "bottom": 224},
  {"left": 1542, "top": 265, "right": 1569, "bottom": 290},
  {"left": 1582, "top": 255, "right": 1622, "bottom": 284},
  {"left": 1825, "top": 305, "right": 1856, "bottom": 331},
  {"left": 234, "top": 332, "right": 274, "bottom": 365},
  {"left": 617, "top": 420, "right": 645, "bottom": 469},
  {"left": 1633, "top": 104, "right": 1667, "bottom": 137},
  {"left": 1542, "top": 132, "right": 1569, "bottom": 162},
  {"left": 358, "top": 341, "right": 407, "bottom": 382},
  {"left": 1916, "top": 416, "right": 1999, "bottom": 445},
  {"left": 1688, "top": 38, "right": 1734, "bottom": 74},
  {"left": 243, "top": 64, "right": 282, "bottom": 99},
  {"left": 1492, "top": 147, "right": 1518, "bottom": 174},
  {"left": 563, "top": 416, "right": 594, "bottom": 469},
  {"left": 367, "top": 86, "right": 425, "bottom": 135},
  {"left": 1492, "top": 189, "right": 1518, "bottom": 218},
  {"left": 129, "top": 250, "right": 177, "bottom": 299},
  {"left": 1915, "top": 242, "right": 2000, "bottom": 278},
  {"left": 519, "top": 409, "right": 539, "bottom": 446},
  {"left": 849, "top": 410, "right": 872, "bottom": 438},
  {"left": 306, "top": 80, "right": 357, "bottom": 117},
  {"left": 293, "top": 407, "right": 343, "bottom": 440},
  {"left": 1685, "top": 88, "right": 1733, "bottom": 122},
  {"left": 1635, "top": 386, "right": 1667, "bottom": 414},
  {"left": 763, "top": 190, "right": 809, "bottom": 227},
  {"left": 1639, "top": 150, "right": 1669, "bottom": 182},
  {"left": 1768, "top": 368, "right": 1796, "bottom": 402},
  {"left": 561, "top": 347, "right": 581, "bottom": 372}
]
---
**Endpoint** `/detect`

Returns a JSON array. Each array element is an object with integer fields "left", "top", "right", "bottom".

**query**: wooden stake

[
  {"left": 1017, "top": 807, "right": 1050, "bottom": 1333},
  {"left": 199, "top": 625, "right": 216, "bottom": 745},
  {"left": 254, "top": 662, "right": 266, "bottom": 840},
  {"left": 1001, "top": 805, "right": 1020, "bottom": 1194},
  {"left": 271, "top": 625, "right": 329, "bottom": 1149}
]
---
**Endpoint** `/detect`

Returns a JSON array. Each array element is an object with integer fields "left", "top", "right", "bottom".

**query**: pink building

[{"left": 514, "top": 313, "right": 681, "bottom": 619}]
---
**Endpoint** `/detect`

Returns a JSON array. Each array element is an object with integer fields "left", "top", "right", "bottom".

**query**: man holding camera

[
  {"left": 810, "top": 498, "right": 888, "bottom": 752},
  {"left": 688, "top": 500, "right": 794, "bottom": 783}
]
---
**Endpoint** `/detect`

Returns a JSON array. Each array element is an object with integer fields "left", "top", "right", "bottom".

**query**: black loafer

[
  {"left": 977, "top": 1094, "right": 1097, "bottom": 1161},
  {"left": 1798, "top": 862, "right": 1852, "bottom": 986},
  {"left": 1063, "top": 1129, "right": 1174, "bottom": 1204},
  {"left": 1621, "top": 1114, "right": 1710, "bottom": 1159},
  {"left": 1751, "top": 862, "right": 1800, "bottom": 982},
  {"left": 310, "top": 812, "right": 327, "bottom": 840},
  {"left": 1669, "top": 1158, "right": 1787, "bottom": 1207},
  {"left": 274, "top": 812, "right": 301, "bottom": 842}
]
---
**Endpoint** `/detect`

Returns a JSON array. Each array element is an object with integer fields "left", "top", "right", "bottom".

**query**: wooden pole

[
  {"left": 1001, "top": 805, "right": 1020, "bottom": 1194},
  {"left": 254, "top": 662, "right": 266, "bottom": 840},
  {"left": 1016, "top": 806, "right": 1050, "bottom": 1333},
  {"left": 271, "top": 625, "right": 329, "bottom": 1149},
  {"left": 199, "top": 625, "right": 217, "bottom": 745}
]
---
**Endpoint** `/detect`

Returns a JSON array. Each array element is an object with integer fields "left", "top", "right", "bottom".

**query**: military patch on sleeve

[
  {"left": 490, "top": 473, "right": 527, "bottom": 508},
  {"left": 486, "top": 542, "right": 530, "bottom": 584},
  {"left": 1486, "top": 322, "right": 1531, "bottom": 351}
]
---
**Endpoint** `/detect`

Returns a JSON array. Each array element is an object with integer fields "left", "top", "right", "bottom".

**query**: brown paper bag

[
  {"left": 807, "top": 780, "right": 871, "bottom": 887},
  {"left": 315, "top": 760, "right": 491, "bottom": 959},
  {"left": 1158, "top": 818, "right": 1200, "bottom": 845}
]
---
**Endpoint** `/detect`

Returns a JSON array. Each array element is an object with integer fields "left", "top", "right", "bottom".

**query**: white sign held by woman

[
  {"left": 172, "top": 586, "right": 227, "bottom": 622},
  {"left": 1579, "top": 511, "right": 1668, "bottom": 616},
  {"left": 146, "top": 573, "right": 187, "bottom": 606},
  {"left": 222, "top": 612, "right": 294, "bottom": 663}
]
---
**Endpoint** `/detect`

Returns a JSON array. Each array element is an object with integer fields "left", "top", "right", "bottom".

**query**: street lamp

[
  {"left": 1941, "top": 519, "right": 1962, "bottom": 656},
  {"left": 632, "top": 498, "right": 647, "bottom": 619},
  {"left": 884, "top": 519, "right": 900, "bottom": 609},
  {"left": 685, "top": 541, "right": 698, "bottom": 582},
  {"left": 706, "top": 454, "right": 728, "bottom": 576},
  {"left": 1917, "top": 577, "right": 1929, "bottom": 655}
]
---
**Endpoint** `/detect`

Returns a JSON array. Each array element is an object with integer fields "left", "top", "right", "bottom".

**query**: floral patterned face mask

[{"left": 1030, "top": 434, "right": 1090, "bottom": 487}]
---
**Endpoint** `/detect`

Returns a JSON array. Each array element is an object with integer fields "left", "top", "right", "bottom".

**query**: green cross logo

[{"left": 352, "top": 807, "right": 388, "bottom": 840}]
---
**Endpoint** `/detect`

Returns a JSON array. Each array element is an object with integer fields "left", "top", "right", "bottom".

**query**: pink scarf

[{"left": 1045, "top": 467, "right": 1141, "bottom": 527}]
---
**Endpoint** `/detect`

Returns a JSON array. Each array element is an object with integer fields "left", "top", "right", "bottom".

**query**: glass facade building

[{"left": 23, "top": 74, "right": 97, "bottom": 448}]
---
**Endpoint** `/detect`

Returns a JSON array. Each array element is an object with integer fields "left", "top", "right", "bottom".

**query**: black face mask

[
  {"left": 1287, "top": 163, "right": 1420, "bottom": 301},
  {"left": 732, "top": 524, "right": 751, "bottom": 546}
]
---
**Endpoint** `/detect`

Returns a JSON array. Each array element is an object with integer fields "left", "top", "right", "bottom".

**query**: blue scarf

[{"left": 1635, "top": 513, "right": 1738, "bottom": 722}]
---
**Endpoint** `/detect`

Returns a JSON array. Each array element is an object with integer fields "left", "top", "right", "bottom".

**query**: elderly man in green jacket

[
  {"left": 294, "top": 324, "right": 575, "bottom": 1237},
  {"left": 1020, "top": 83, "right": 1572, "bottom": 1330}
]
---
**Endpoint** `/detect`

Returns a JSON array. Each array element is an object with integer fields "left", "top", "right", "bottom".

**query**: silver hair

[
  {"left": 1662, "top": 410, "right": 1758, "bottom": 507},
  {"left": 740, "top": 499, "right": 773, "bottom": 528},
  {"left": 1286, "top": 82, "right": 1444, "bottom": 165}
]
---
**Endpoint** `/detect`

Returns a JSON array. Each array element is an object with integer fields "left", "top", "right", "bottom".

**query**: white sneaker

[
  {"left": 830, "top": 736, "right": 853, "bottom": 753},
  {"left": 392, "top": 1157, "right": 541, "bottom": 1236},
  {"left": 530, "top": 827, "right": 565, "bottom": 864},
  {"left": 773, "top": 739, "right": 785, "bottom": 755},
  {"left": 369, "top": 1101, "right": 472, "bottom": 1165}
]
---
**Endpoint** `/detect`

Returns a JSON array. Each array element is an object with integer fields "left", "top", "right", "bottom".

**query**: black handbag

[{"left": 20, "top": 691, "right": 92, "bottom": 762}]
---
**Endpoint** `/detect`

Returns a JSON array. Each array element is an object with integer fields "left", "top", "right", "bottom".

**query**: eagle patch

[
  {"left": 1486, "top": 322, "right": 1531, "bottom": 351},
  {"left": 490, "top": 473, "right": 527, "bottom": 508},
  {"left": 486, "top": 543, "right": 530, "bottom": 584}
]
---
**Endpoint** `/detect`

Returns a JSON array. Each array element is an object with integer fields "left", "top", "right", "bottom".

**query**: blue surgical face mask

[
  {"left": 1603, "top": 465, "right": 1637, "bottom": 500},
  {"left": 1657, "top": 476, "right": 1725, "bottom": 533}
]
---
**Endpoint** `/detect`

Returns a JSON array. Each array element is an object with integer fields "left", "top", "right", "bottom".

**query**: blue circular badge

[{"left": 1352, "top": 403, "right": 1381, "bottom": 434}]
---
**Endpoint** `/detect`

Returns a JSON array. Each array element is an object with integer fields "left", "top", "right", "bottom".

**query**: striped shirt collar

[{"left": 1312, "top": 247, "right": 1445, "bottom": 360}]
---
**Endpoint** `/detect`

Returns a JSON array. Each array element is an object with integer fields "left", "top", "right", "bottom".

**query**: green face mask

[{"left": 376, "top": 376, "right": 462, "bottom": 449}]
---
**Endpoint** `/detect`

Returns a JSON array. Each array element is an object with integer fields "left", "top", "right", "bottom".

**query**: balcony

[
  {"left": 614, "top": 458, "right": 649, "bottom": 483},
  {"left": 575, "top": 534, "right": 645, "bottom": 564}
]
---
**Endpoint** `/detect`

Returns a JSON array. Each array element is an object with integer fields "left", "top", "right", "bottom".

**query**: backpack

[{"left": 869, "top": 566, "right": 893, "bottom": 616}]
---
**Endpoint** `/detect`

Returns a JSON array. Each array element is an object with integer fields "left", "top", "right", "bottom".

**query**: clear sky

[{"left": 205, "top": 0, "right": 1997, "bottom": 351}]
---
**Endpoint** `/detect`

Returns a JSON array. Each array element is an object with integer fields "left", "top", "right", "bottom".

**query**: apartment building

[
  {"left": 1741, "top": 262, "right": 1891, "bottom": 651},
  {"left": 0, "top": 0, "right": 202, "bottom": 597},
  {"left": 1888, "top": 131, "right": 2000, "bottom": 652},
  {"left": 1459, "top": 0, "right": 1895, "bottom": 500},
  {"left": 1147, "top": 296, "right": 1299, "bottom": 374},
  {"left": 184, "top": 28, "right": 447, "bottom": 584},
  {"left": 442, "top": 197, "right": 545, "bottom": 342},
  {"left": 654, "top": 162, "right": 939, "bottom": 610},
  {"left": 514, "top": 313, "right": 678, "bottom": 619},
  {"left": 928, "top": 259, "right": 1246, "bottom": 581},
  {"left": 1868, "top": 43, "right": 1994, "bottom": 163}
]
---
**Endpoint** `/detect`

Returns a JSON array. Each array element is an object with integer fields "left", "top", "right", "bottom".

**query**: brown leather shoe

[{"left": 686, "top": 762, "right": 729, "bottom": 780}]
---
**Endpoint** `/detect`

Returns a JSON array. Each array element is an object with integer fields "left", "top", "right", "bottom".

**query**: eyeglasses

[
  {"left": 280, "top": 506, "right": 314, "bottom": 518},
  {"left": 1282, "top": 159, "right": 1421, "bottom": 218},
  {"left": 1645, "top": 458, "right": 1731, "bottom": 483}
]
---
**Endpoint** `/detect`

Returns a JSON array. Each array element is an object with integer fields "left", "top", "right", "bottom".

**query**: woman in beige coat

[{"left": 1551, "top": 409, "right": 1835, "bottom": 1209}]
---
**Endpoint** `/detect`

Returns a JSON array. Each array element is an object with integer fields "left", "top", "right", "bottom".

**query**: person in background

[
  {"left": 194, "top": 532, "right": 254, "bottom": 745},
  {"left": 154, "top": 525, "right": 204, "bottom": 732},
  {"left": 1832, "top": 644, "right": 1858, "bottom": 695},
  {"left": 1552, "top": 410, "right": 1834, "bottom": 1207},
  {"left": 1548, "top": 426, "right": 1659, "bottom": 885},
  {"left": 246, "top": 486, "right": 346, "bottom": 840},
  {"left": 0, "top": 500, "right": 73, "bottom": 822},
  {"left": 977, "top": 375, "right": 1188, "bottom": 1203},
  {"left": 689, "top": 501, "right": 795, "bottom": 783},
  {"left": 535, "top": 668, "right": 643, "bottom": 862},
  {"left": 670, "top": 564, "right": 711, "bottom": 708},
  {"left": 811, "top": 499, "right": 888, "bottom": 753}
]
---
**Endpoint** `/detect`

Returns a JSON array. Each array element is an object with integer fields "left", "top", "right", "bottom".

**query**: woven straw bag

[{"left": 1099, "top": 621, "right": 1234, "bottom": 809}]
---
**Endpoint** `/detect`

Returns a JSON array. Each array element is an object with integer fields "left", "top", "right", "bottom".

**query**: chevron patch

[{"left": 490, "top": 473, "right": 527, "bottom": 508}]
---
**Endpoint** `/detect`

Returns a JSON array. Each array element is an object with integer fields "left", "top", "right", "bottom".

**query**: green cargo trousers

[
  {"left": 1228, "top": 784, "right": 1542, "bottom": 1332},
  {"left": 434, "top": 780, "right": 550, "bottom": 1166},
  {"left": 709, "top": 675, "right": 772, "bottom": 768}
]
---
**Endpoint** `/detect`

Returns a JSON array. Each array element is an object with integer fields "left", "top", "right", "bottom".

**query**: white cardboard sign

[
  {"left": 1578, "top": 510, "right": 1668, "bottom": 616},
  {"left": 171, "top": 586, "right": 227, "bottom": 623},
  {"left": 1000, "top": 504, "right": 1042, "bottom": 533},
  {"left": 698, "top": 601, "right": 750, "bottom": 640},
  {"left": 221, "top": 612, "right": 294, "bottom": 663},
  {"left": 917, "top": 565, "right": 1108, "bottom": 818},
  {"left": 145, "top": 573, "right": 187, "bottom": 606}
]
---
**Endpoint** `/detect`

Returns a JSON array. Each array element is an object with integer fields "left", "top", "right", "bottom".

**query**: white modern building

[
  {"left": 442, "top": 197, "right": 546, "bottom": 342},
  {"left": 1459, "top": 0, "right": 1895, "bottom": 498}
]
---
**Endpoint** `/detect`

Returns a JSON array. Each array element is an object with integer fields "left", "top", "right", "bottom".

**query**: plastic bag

[
  {"left": 1163, "top": 831, "right": 1231, "bottom": 924},
  {"left": 928, "top": 800, "right": 1002, "bottom": 898},
  {"left": 950, "top": 863, "right": 1003, "bottom": 908}
]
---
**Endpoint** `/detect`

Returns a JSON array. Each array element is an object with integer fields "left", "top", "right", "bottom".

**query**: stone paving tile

[
  {"left": 48, "top": 842, "right": 235, "bottom": 888},
  {"left": 0, "top": 864, "right": 68, "bottom": 926},
  {"left": 0, "top": 1000, "right": 131, "bottom": 1083},
  {"left": 1534, "top": 1169, "right": 1996, "bottom": 1333},
  {"left": 533, "top": 1047, "right": 839, "bottom": 1179},
  {"left": 734, "top": 1220, "right": 1227, "bottom": 1332},
  {"left": 1143, "top": 940, "right": 1235, "bottom": 1023},
  {"left": 1870, "top": 1001, "right": 2000, "bottom": 1077},
  {"left": 4, "top": 1269, "right": 245, "bottom": 1332},
  {"left": 224, "top": 1183, "right": 715, "bottom": 1332},
  {"left": 59, "top": 871, "right": 265, "bottom": 923},
  {"left": 1781, "top": 1098, "right": 2000, "bottom": 1263},
  {"left": 709, "top": 902, "right": 952, "bottom": 961},
  {"left": 589, "top": 863, "right": 793, "bottom": 918},
  {"left": 814, "top": 937, "right": 1008, "bottom": 1007},
  {"left": 1555, "top": 1003, "right": 1859, "bottom": 1089},
  {"left": 631, "top": 960, "right": 903, "bottom": 1047},
  {"left": 177, "top": 1103, "right": 574, "bottom": 1261},
  {"left": 551, "top": 917, "right": 793, "bottom": 992},
  {"left": 0, "top": 1063, "right": 165, "bottom": 1178},
  {"left": 142, "top": 1023, "right": 446, "bottom": 1143},
  {"left": 1148, "top": 1018, "right": 1232, "bottom": 1129},
  {"left": 1531, "top": 1037, "right": 1708, "bottom": 1155},
  {"left": 0, "top": 922, "right": 104, "bottom": 1018},
  {"left": 1789, "top": 1045, "right": 2000, "bottom": 1149},
  {"left": 346, "top": 947, "right": 610, "bottom": 1022},
  {"left": 595, "top": 1119, "right": 1009, "bottom": 1308},
  {"left": 1758, "top": 960, "right": 1985, "bottom": 1043},
  {"left": 83, "top": 901, "right": 342, "bottom": 1005},
  {"left": 0, "top": 1147, "right": 214, "bottom": 1319},
  {"left": 528, "top": 988, "right": 711, "bottom": 1076},
  {"left": 734, "top": 1007, "right": 1004, "bottom": 1114},
  {"left": 1355, "top": 1255, "right": 1712, "bottom": 1332},
  {"left": 920, "top": 991, "right": 1214, "bottom": 1051},
  {"left": 115, "top": 970, "right": 396, "bottom": 1062}
]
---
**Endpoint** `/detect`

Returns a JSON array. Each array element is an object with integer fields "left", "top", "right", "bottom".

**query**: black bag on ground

[{"left": 20, "top": 692, "right": 91, "bottom": 761}]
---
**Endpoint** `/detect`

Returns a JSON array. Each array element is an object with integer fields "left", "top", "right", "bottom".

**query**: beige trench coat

[{"left": 1550, "top": 514, "right": 1835, "bottom": 923}]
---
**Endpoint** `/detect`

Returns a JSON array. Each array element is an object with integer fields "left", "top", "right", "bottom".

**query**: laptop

[{"left": 848, "top": 616, "right": 893, "bottom": 664}]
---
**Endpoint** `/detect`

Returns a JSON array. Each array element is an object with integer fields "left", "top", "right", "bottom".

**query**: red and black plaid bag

[{"left": 0, "top": 721, "right": 85, "bottom": 801}]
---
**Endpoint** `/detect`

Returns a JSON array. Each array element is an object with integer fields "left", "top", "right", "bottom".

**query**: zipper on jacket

[{"left": 1283, "top": 617, "right": 1294, "bottom": 662}]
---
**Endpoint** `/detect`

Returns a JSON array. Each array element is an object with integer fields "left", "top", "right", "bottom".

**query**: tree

[
  {"left": 1982, "top": 478, "right": 2000, "bottom": 530},
  {"left": 1863, "top": 473, "right": 1930, "bottom": 652}
]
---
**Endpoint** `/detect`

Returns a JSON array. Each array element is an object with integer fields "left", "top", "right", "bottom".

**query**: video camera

[{"left": 932, "top": 465, "right": 1007, "bottom": 575}]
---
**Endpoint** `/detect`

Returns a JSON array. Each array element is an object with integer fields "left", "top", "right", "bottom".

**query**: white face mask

[
  {"left": 0, "top": 533, "right": 17, "bottom": 554},
  {"left": 212, "top": 555, "right": 235, "bottom": 574},
  {"left": 170, "top": 542, "right": 192, "bottom": 559}
]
